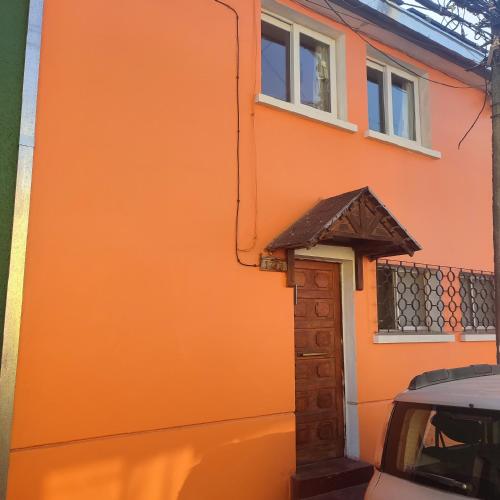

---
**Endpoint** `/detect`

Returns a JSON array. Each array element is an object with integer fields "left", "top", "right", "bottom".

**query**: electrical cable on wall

[
  {"left": 458, "top": 79, "right": 489, "bottom": 149},
  {"left": 214, "top": 0, "right": 259, "bottom": 267},
  {"left": 237, "top": 0, "right": 260, "bottom": 254}
]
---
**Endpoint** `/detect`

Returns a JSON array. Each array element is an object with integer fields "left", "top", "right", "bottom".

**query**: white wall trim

[
  {"left": 295, "top": 245, "right": 359, "bottom": 459},
  {"left": 364, "top": 129, "right": 441, "bottom": 158},
  {"left": 460, "top": 333, "right": 497, "bottom": 342},
  {"left": 373, "top": 333, "right": 455, "bottom": 343},
  {"left": 256, "top": 94, "right": 358, "bottom": 132}
]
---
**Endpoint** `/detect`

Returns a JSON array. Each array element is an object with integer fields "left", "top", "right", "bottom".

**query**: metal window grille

[{"left": 376, "top": 260, "right": 495, "bottom": 333}]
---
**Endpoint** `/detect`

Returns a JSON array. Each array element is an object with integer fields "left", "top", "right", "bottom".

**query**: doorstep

[
  {"left": 304, "top": 483, "right": 369, "bottom": 500},
  {"left": 291, "top": 458, "right": 373, "bottom": 500}
]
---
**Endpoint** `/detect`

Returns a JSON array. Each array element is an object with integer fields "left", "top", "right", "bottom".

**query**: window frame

[
  {"left": 459, "top": 271, "right": 496, "bottom": 332},
  {"left": 260, "top": 13, "right": 292, "bottom": 102},
  {"left": 377, "top": 265, "right": 443, "bottom": 333},
  {"left": 260, "top": 11, "right": 338, "bottom": 122},
  {"left": 395, "top": 268, "right": 427, "bottom": 332},
  {"left": 367, "top": 58, "right": 422, "bottom": 145}
]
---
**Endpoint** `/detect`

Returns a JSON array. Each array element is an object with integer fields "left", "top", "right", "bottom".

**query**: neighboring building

[
  {"left": 0, "top": 0, "right": 496, "bottom": 499},
  {"left": 0, "top": 0, "right": 29, "bottom": 374}
]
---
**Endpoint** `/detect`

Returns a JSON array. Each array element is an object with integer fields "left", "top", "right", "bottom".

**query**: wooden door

[{"left": 294, "top": 259, "right": 344, "bottom": 465}]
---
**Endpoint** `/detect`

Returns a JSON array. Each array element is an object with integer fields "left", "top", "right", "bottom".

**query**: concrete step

[{"left": 291, "top": 458, "right": 373, "bottom": 499}]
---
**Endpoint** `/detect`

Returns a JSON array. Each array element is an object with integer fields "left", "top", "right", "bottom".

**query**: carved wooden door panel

[{"left": 294, "top": 260, "right": 344, "bottom": 465}]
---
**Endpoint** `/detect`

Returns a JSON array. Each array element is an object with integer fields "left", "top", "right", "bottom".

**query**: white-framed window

[
  {"left": 367, "top": 59, "right": 421, "bottom": 144},
  {"left": 258, "top": 11, "right": 355, "bottom": 130}
]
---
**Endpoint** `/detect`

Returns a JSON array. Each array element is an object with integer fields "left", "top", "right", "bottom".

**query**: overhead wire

[
  {"left": 297, "top": 0, "right": 490, "bottom": 145},
  {"left": 304, "top": 0, "right": 486, "bottom": 59},
  {"left": 396, "top": 0, "right": 491, "bottom": 46},
  {"left": 261, "top": 0, "right": 494, "bottom": 163},
  {"left": 298, "top": 0, "right": 488, "bottom": 89},
  {"left": 376, "top": 0, "right": 490, "bottom": 59}
]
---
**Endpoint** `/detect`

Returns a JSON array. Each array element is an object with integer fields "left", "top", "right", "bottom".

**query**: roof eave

[{"left": 339, "top": 0, "right": 485, "bottom": 65}]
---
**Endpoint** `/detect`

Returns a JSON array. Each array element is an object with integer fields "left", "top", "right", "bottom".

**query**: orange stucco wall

[{"left": 6, "top": 0, "right": 495, "bottom": 498}]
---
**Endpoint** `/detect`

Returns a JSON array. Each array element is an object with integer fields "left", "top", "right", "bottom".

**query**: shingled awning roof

[{"left": 267, "top": 187, "right": 421, "bottom": 260}]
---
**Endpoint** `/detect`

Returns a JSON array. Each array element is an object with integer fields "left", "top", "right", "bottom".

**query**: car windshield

[{"left": 382, "top": 402, "right": 500, "bottom": 498}]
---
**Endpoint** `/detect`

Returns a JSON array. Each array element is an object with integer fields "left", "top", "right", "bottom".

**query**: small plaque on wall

[{"left": 259, "top": 255, "right": 287, "bottom": 272}]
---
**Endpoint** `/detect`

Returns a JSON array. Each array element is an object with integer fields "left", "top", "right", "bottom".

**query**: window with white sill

[
  {"left": 459, "top": 271, "right": 496, "bottom": 332},
  {"left": 260, "top": 12, "right": 345, "bottom": 124},
  {"left": 376, "top": 260, "right": 496, "bottom": 337},
  {"left": 367, "top": 59, "right": 422, "bottom": 144},
  {"left": 377, "top": 264, "right": 443, "bottom": 333}
]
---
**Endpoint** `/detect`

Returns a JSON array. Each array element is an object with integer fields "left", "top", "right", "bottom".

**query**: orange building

[{"left": 0, "top": 0, "right": 496, "bottom": 499}]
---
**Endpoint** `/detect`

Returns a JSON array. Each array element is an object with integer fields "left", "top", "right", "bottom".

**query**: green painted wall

[{"left": 0, "top": 1, "right": 30, "bottom": 349}]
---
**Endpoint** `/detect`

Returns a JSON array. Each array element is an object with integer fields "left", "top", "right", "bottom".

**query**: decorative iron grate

[{"left": 376, "top": 259, "right": 495, "bottom": 333}]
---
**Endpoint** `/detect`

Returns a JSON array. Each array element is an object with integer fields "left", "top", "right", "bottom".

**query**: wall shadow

[
  {"left": 178, "top": 431, "right": 294, "bottom": 500},
  {"left": 8, "top": 425, "right": 295, "bottom": 500}
]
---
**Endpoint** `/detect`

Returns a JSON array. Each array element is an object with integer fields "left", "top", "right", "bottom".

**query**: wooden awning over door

[{"left": 266, "top": 187, "right": 421, "bottom": 290}]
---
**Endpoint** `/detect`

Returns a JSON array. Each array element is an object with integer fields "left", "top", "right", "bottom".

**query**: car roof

[{"left": 395, "top": 374, "right": 500, "bottom": 411}]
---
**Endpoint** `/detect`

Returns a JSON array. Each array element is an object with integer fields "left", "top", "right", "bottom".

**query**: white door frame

[{"left": 295, "top": 245, "right": 360, "bottom": 459}]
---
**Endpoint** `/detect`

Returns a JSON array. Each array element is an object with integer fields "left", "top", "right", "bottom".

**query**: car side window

[{"left": 383, "top": 402, "right": 500, "bottom": 498}]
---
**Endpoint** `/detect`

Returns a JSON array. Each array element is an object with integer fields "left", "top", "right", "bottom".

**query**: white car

[{"left": 365, "top": 365, "right": 500, "bottom": 499}]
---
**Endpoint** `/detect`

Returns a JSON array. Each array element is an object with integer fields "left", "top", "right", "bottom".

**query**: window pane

[
  {"left": 384, "top": 403, "right": 500, "bottom": 498},
  {"left": 461, "top": 273, "right": 496, "bottom": 329},
  {"left": 424, "top": 269, "right": 444, "bottom": 330},
  {"left": 261, "top": 21, "right": 290, "bottom": 102},
  {"left": 377, "top": 267, "right": 396, "bottom": 330},
  {"left": 460, "top": 273, "right": 474, "bottom": 329},
  {"left": 300, "top": 33, "right": 331, "bottom": 112},
  {"left": 392, "top": 73, "right": 416, "bottom": 140},
  {"left": 367, "top": 66, "right": 385, "bottom": 133},
  {"left": 472, "top": 275, "right": 495, "bottom": 328},
  {"left": 398, "top": 268, "right": 425, "bottom": 329}
]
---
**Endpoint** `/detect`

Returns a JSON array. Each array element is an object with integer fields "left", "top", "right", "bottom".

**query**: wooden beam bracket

[
  {"left": 355, "top": 251, "right": 364, "bottom": 291},
  {"left": 286, "top": 249, "right": 295, "bottom": 287}
]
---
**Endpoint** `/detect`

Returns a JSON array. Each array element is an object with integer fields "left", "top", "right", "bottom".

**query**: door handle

[{"left": 297, "top": 352, "right": 329, "bottom": 357}]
